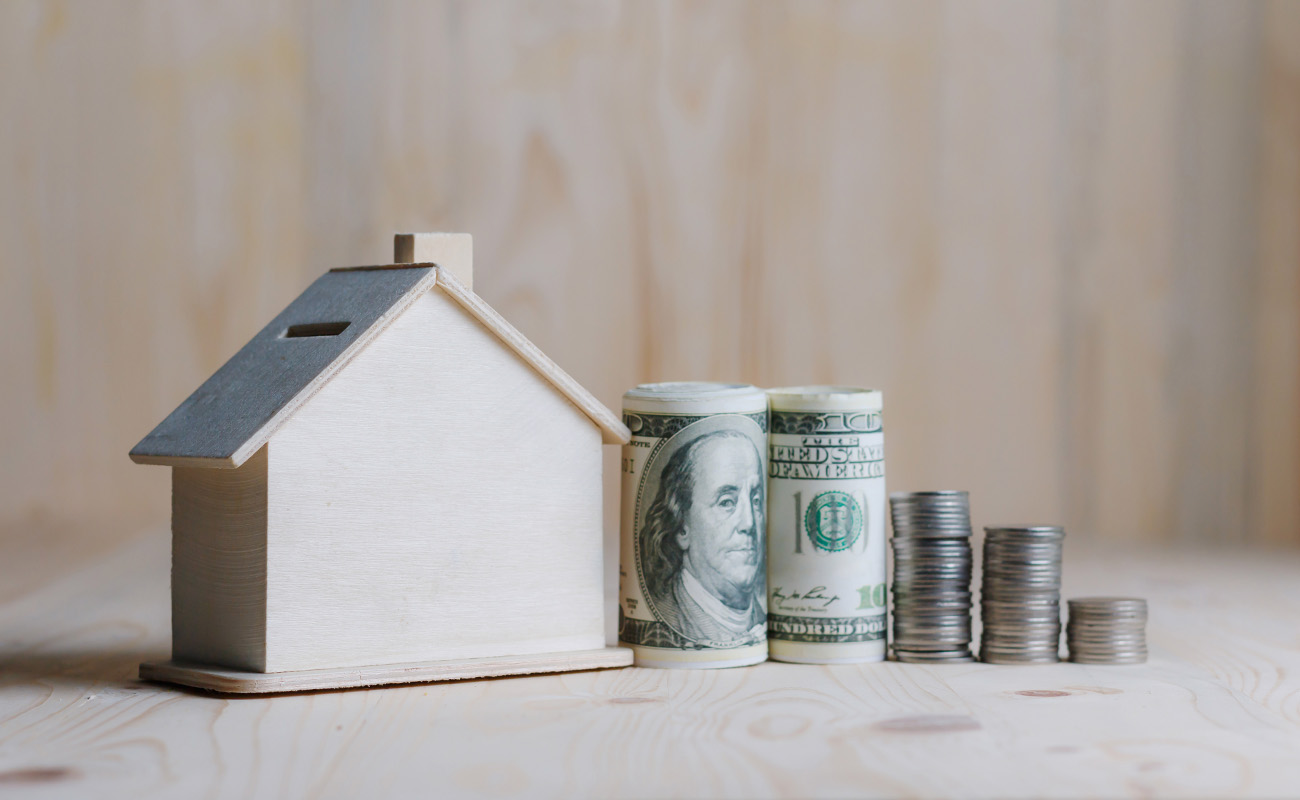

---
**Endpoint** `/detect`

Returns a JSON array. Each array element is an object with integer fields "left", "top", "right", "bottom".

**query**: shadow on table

[{"left": 0, "top": 647, "right": 169, "bottom": 693}]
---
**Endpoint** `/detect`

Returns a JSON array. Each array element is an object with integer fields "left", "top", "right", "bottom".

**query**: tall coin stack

[
  {"left": 979, "top": 525, "right": 1066, "bottom": 664},
  {"left": 889, "top": 491, "right": 975, "bottom": 663},
  {"left": 1066, "top": 597, "right": 1148, "bottom": 664}
]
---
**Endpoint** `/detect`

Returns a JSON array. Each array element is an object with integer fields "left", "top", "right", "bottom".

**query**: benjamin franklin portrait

[{"left": 640, "top": 427, "right": 766, "bottom": 645}]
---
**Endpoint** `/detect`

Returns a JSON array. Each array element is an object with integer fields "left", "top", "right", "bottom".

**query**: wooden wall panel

[
  {"left": 0, "top": 0, "right": 1296, "bottom": 548},
  {"left": 0, "top": 1, "right": 309, "bottom": 529},
  {"left": 1057, "top": 1, "right": 1182, "bottom": 546},
  {"left": 1254, "top": 0, "right": 1300, "bottom": 547},
  {"left": 1168, "top": 2, "right": 1263, "bottom": 546}
]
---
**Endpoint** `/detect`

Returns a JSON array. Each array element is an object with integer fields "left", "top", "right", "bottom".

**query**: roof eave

[{"left": 129, "top": 451, "right": 239, "bottom": 469}]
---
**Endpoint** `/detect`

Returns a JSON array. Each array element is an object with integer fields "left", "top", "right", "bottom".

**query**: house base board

[{"left": 140, "top": 647, "right": 633, "bottom": 694}]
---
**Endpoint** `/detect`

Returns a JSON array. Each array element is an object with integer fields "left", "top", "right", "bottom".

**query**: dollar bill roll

[
  {"left": 766, "top": 387, "right": 887, "bottom": 664},
  {"left": 619, "top": 382, "right": 769, "bottom": 668}
]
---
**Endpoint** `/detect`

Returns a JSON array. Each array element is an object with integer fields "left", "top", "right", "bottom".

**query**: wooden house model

[{"left": 130, "top": 233, "right": 632, "bottom": 693}]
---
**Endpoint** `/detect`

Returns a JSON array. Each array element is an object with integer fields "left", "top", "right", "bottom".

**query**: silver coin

[
  {"left": 1067, "top": 632, "right": 1147, "bottom": 642},
  {"left": 1068, "top": 649, "right": 1149, "bottom": 659},
  {"left": 892, "top": 509, "right": 972, "bottom": 518},
  {"left": 981, "top": 651, "right": 1061, "bottom": 661},
  {"left": 894, "top": 617, "right": 972, "bottom": 628},
  {"left": 1068, "top": 596, "right": 1146, "bottom": 608},
  {"left": 983, "top": 554, "right": 1064, "bottom": 563},
  {"left": 985, "top": 618, "right": 1061, "bottom": 628},
  {"left": 892, "top": 545, "right": 972, "bottom": 554},
  {"left": 980, "top": 645, "right": 1061, "bottom": 656},
  {"left": 897, "top": 617, "right": 972, "bottom": 629},
  {"left": 895, "top": 605, "right": 972, "bottom": 616},
  {"left": 895, "top": 641, "right": 975, "bottom": 652},
  {"left": 894, "top": 652, "right": 975, "bottom": 659},
  {"left": 1070, "top": 654, "right": 1149, "bottom": 659},
  {"left": 893, "top": 558, "right": 973, "bottom": 567},
  {"left": 984, "top": 617, "right": 1062, "bottom": 626},
  {"left": 897, "top": 588, "right": 973, "bottom": 597},
  {"left": 895, "top": 572, "right": 972, "bottom": 582},
  {"left": 981, "top": 633, "right": 1059, "bottom": 642},
  {"left": 895, "top": 654, "right": 976, "bottom": 664},
  {"left": 984, "top": 524, "right": 1066, "bottom": 534},
  {"left": 894, "top": 650, "right": 975, "bottom": 657},
  {"left": 1066, "top": 626, "right": 1146, "bottom": 635},
  {"left": 897, "top": 595, "right": 973, "bottom": 605},
  {"left": 982, "top": 613, "right": 1055, "bottom": 626},
  {"left": 898, "top": 589, "right": 973, "bottom": 598}
]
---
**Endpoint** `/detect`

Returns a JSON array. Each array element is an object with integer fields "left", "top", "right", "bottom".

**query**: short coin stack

[
  {"left": 979, "top": 525, "right": 1065, "bottom": 664},
  {"left": 889, "top": 491, "right": 975, "bottom": 663},
  {"left": 1066, "top": 597, "right": 1148, "bottom": 664}
]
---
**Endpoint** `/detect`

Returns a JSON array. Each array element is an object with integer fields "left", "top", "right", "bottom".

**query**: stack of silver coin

[
  {"left": 889, "top": 491, "right": 975, "bottom": 663},
  {"left": 979, "top": 525, "right": 1066, "bottom": 664},
  {"left": 1066, "top": 597, "right": 1148, "bottom": 664}
]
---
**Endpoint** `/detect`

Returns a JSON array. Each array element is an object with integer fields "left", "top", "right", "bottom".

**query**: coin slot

[{"left": 283, "top": 321, "right": 350, "bottom": 338}]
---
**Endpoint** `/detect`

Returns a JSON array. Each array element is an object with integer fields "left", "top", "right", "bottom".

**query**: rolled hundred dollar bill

[
  {"left": 619, "top": 382, "right": 769, "bottom": 668},
  {"left": 766, "top": 387, "right": 887, "bottom": 663}
]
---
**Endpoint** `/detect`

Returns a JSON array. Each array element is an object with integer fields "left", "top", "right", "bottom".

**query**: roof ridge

[
  {"left": 328, "top": 263, "right": 435, "bottom": 273},
  {"left": 434, "top": 270, "right": 629, "bottom": 445}
]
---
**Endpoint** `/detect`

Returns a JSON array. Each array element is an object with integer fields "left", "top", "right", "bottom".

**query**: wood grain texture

[
  {"left": 1, "top": 1, "right": 1297, "bottom": 549},
  {"left": 3, "top": 526, "right": 1300, "bottom": 798},
  {"left": 265, "top": 288, "right": 607, "bottom": 671}
]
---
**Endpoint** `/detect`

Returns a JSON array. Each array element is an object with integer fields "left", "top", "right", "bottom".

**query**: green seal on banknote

[{"left": 804, "top": 491, "right": 863, "bottom": 552}]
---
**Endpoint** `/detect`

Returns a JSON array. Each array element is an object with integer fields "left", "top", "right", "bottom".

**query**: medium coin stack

[
  {"left": 889, "top": 491, "right": 975, "bottom": 663},
  {"left": 1066, "top": 597, "right": 1148, "bottom": 664},
  {"left": 979, "top": 525, "right": 1066, "bottom": 664}
]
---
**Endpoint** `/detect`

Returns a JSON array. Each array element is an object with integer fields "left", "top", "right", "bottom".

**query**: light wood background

[{"left": 2, "top": 0, "right": 1298, "bottom": 548}]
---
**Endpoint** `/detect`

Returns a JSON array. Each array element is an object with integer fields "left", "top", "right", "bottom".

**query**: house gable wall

[{"left": 262, "top": 288, "right": 604, "bottom": 672}]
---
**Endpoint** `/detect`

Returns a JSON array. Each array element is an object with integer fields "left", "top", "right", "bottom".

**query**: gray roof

[
  {"left": 130, "top": 266, "right": 437, "bottom": 467},
  {"left": 130, "top": 264, "right": 630, "bottom": 469}
]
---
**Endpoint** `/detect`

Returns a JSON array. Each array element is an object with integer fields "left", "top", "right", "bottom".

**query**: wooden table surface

[{"left": 2, "top": 526, "right": 1299, "bottom": 799}]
